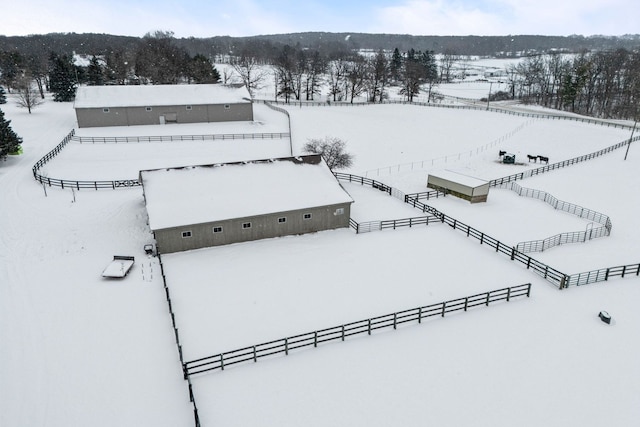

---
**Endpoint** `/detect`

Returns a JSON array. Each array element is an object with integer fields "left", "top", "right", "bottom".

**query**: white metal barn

[{"left": 427, "top": 170, "right": 490, "bottom": 203}]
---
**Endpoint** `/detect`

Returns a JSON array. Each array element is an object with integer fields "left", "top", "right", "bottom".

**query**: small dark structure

[
  {"left": 503, "top": 153, "right": 516, "bottom": 164},
  {"left": 498, "top": 150, "right": 506, "bottom": 157},
  {"left": 599, "top": 311, "right": 611, "bottom": 324}
]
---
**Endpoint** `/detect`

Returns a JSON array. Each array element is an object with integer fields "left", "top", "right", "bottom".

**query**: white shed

[{"left": 427, "top": 170, "right": 490, "bottom": 203}]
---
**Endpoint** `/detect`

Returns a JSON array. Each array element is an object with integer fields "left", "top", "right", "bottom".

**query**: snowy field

[{"left": 1, "top": 81, "right": 639, "bottom": 427}]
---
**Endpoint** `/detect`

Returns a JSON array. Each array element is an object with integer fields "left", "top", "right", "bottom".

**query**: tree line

[
  {"left": 1, "top": 31, "right": 639, "bottom": 121},
  {"left": 504, "top": 49, "right": 640, "bottom": 119}
]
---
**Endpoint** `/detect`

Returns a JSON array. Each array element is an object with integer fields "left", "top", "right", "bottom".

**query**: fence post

[
  {"left": 393, "top": 313, "right": 397, "bottom": 329},
  {"left": 220, "top": 354, "right": 224, "bottom": 371},
  {"left": 341, "top": 325, "right": 345, "bottom": 341},
  {"left": 285, "top": 338, "right": 289, "bottom": 355},
  {"left": 314, "top": 331, "right": 318, "bottom": 347},
  {"left": 506, "top": 287, "right": 511, "bottom": 302},
  {"left": 510, "top": 247, "right": 515, "bottom": 260},
  {"left": 485, "top": 292, "right": 490, "bottom": 306},
  {"left": 418, "top": 306, "right": 422, "bottom": 323},
  {"left": 441, "top": 301, "right": 446, "bottom": 317},
  {"left": 253, "top": 346, "right": 257, "bottom": 362},
  {"left": 368, "top": 319, "right": 371, "bottom": 335}
]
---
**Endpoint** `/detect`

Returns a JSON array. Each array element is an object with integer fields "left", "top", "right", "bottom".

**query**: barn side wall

[
  {"left": 153, "top": 203, "right": 352, "bottom": 254},
  {"left": 76, "top": 102, "right": 253, "bottom": 128}
]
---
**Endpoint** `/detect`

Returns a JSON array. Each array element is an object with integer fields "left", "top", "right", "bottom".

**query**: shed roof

[
  {"left": 140, "top": 155, "right": 354, "bottom": 230},
  {"left": 74, "top": 84, "right": 251, "bottom": 109},
  {"left": 428, "top": 170, "right": 489, "bottom": 189}
]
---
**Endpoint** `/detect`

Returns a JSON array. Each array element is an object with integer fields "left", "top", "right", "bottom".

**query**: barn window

[
  {"left": 186, "top": 105, "right": 192, "bottom": 111},
  {"left": 242, "top": 222, "right": 252, "bottom": 229},
  {"left": 102, "top": 108, "right": 110, "bottom": 113},
  {"left": 181, "top": 231, "right": 192, "bottom": 238},
  {"left": 224, "top": 104, "right": 231, "bottom": 110},
  {"left": 145, "top": 106, "right": 152, "bottom": 112},
  {"left": 213, "top": 226, "right": 223, "bottom": 233},
  {"left": 335, "top": 208, "right": 345, "bottom": 215},
  {"left": 278, "top": 217, "right": 287, "bottom": 224},
  {"left": 303, "top": 213, "right": 312, "bottom": 220}
]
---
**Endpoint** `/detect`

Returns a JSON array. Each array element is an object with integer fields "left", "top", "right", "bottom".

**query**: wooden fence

[
  {"left": 157, "top": 253, "right": 201, "bottom": 427},
  {"left": 183, "top": 283, "right": 532, "bottom": 377},
  {"left": 489, "top": 136, "right": 639, "bottom": 187},
  {"left": 404, "top": 194, "right": 569, "bottom": 288},
  {"left": 72, "top": 132, "right": 290, "bottom": 143}
]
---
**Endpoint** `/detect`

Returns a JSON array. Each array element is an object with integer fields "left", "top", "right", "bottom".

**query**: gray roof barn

[
  {"left": 140, "top": 155, "right": 354, "bottom": 253},
  {"left": 74, "top": 84, "right": 253, "bottom": 128}
]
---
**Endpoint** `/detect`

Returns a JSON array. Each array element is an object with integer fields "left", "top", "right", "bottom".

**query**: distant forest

[
  {"left": 1, "top": 32, "right": 639, "bottom": 60},
  {"left": 1, "top": 32, "right": 639, "bottom": 120}
]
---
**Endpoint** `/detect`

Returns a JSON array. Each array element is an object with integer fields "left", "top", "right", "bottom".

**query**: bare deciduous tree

[
  {"left": 303, "top": 136, "right": 354, "bottom": 170},
  {"left": 231, "top": 55, "right": 268, "bottom": 98},
  {"left": 15, "top": 76, "right": 43, "bottom": 113}
]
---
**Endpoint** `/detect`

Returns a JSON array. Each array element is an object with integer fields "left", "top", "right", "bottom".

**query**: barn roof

[
  {"left": 428, "top": 169, "right": 489, "bottom": 189},
  {"left": 74, "top": 84, "right": 251, "bottom": 109},
  {"left": 140, "top": 155, "right": 354, "bottom": 230}
]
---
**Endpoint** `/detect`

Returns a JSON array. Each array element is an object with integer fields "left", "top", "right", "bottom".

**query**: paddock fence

[
  {"left": 498, "top": 181, "right": 612, "bottom": 253},
  {"left": 567, "top": 263, "right": 640, "bottom": 287},
  {"left": 183, "top": 283, "right": 532, "bottom": 377},
  {"left": 71, "top": 132, "right": 290, "bottom": 143},
  {"left": 157, "top": 253, "right": 201, "bottom": 427},
  {"left": 489, "top": 136, "right": 640, "bottom": 187},
  {"left": 259, "top": 97, "right": 636, "bottom": 131},
  {"left": 403, "top": 193, "right": 570, "bottom": 288}
]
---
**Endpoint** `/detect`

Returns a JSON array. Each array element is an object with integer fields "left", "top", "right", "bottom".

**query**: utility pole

[
  {"left": 624, "top": 120, "right": 637, "bottom": 161},
  {"left": 486, "top": 81, "right": 493, "bottom": 110}
]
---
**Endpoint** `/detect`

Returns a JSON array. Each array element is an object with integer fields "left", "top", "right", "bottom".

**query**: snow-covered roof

[
  {"left": 428, "top": 169, "right": 489, "bottom": 188},
  {"left": 74, "top": 84, "right": 251, "bottom": 109},
  {"left": 140, "top": 155, "right": 354, "bottom": 230}
]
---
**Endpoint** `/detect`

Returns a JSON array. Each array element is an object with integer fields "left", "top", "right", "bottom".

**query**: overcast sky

[{"left": 4, "top": 0, "right": 639, "bottom": 38}]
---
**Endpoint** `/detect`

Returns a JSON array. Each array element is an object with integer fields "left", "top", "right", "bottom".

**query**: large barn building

[
  {"left": 140, "top": 155, "right": 354, "bottom": 253},
  {"left": 74, "top": 84, "right": 253, "bottom": 128}
]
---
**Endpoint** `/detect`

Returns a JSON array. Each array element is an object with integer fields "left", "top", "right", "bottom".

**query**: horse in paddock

[
  {"left": 527, "top": 154, "right": 538, "bottom": 162},
  {"left": 538, "top": 155, "right": 549, "bottom": 164}
]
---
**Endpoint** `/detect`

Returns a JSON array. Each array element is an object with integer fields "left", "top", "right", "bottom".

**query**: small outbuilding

[
  {"left": 74, "top": 84, "right": 253, "bottom": 128},
  {"left": 140, "top": 155, "right": 354, "bottom": 254},
  {"left": 427, "top": 170, "right": 490, "bottom": 203}
]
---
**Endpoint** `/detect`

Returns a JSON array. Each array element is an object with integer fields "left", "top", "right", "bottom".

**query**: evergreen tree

[
  {"left": 0, "top": 108, "right": 23, "bottom": 159},
  {"left": 390, "top": 48, "right": 403, "bottom": 82},
  {"left": 187, "top": 54, "right": 220, "bottom": 84},
  {"left": 0, "top": 86, "right": 6, "bottom": 104},
  {"left": 86, "top": 55, "right": 105, "bottom": 85},
  {"left": 49, "top": 52, "right": 77, "bottom": 101}
]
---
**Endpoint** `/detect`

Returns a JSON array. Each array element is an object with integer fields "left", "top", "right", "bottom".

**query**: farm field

[{"left": 1, "top": 84, "right": 639, "bottom": 427}]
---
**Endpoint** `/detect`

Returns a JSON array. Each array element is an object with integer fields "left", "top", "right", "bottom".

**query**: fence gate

[
  {"left": 391, "top": 187, "right": 405, "bottom": 202},
  {"left": 358, "top": 221, "right": 381, "bottom": 233}
]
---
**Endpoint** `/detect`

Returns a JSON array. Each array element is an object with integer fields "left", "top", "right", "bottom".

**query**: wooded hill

[{"left": 1, "top": 32, "right": 639, "bottom": 59}]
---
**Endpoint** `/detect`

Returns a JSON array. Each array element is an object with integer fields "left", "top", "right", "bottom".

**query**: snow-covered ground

[{"left": 1, "top": 82, "right": 639, "bottom": 427}]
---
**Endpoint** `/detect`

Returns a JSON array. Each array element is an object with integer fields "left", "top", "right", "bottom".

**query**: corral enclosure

[{"left": 2, "top": 78, "right": 640, "bottom": 427}]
